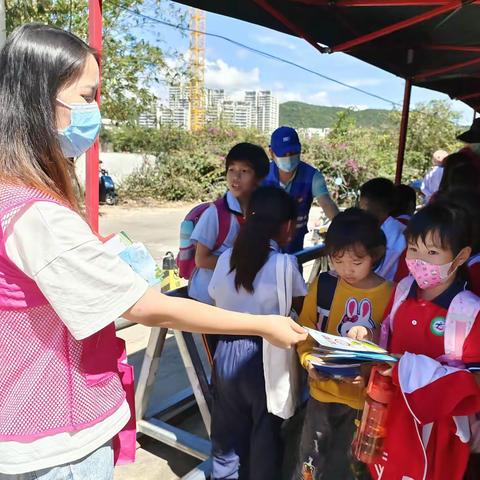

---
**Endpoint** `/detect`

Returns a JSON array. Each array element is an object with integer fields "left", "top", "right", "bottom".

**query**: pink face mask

[{"left": 405, "top": 258, "right": 454, "bottom": 289}]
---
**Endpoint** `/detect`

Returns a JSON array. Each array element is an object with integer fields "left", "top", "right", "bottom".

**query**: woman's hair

[
  {"left": 0, "top": 23, "right": 97, "bottom": 211},
  {"left": 438, "top": 152, "right": 480, "bottom": 194},
  {"left": 230, "top": 186, "right": 297, "bottom": 293},
  {"left": 405, "top": 201, "right": 472, "bottom": 257},
  {"left": 225, "top": 143, "right": 270, "bottom": 179},
  {"left": 325, "top": 207, "right": 386, "bottom": 260}
]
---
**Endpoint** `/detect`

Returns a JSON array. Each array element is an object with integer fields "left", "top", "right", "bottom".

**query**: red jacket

[{"left": 371, "top": 281, "right": 480, "bottom": 480}]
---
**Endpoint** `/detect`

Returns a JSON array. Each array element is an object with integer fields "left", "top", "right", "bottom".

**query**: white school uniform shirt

[
  {"left": 421, "top": 165, "right": 443, "bottom": 202},
  {"left": 375, "top": 216, "right": 407, "bottom": 281},
  {"left": 208, "top": 241, "right": 307, "bottom": 314},
  {"left": 188, "top": 191, "right": 242, "bottom": 305},
  {"left": 1, "top": 202, "right": 148, "bottom": 474}
]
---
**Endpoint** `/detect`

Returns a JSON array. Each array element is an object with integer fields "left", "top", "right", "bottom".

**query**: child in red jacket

[{"left": 370, "top": 201, "right": 480, "bottom": 480}]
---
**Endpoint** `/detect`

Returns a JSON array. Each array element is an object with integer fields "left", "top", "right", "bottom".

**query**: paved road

[{"left": 100, "top": 204, "right": 193, "bottom": 263}]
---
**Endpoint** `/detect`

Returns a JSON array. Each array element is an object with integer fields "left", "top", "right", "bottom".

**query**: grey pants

[
  {"left": 292, "top": 397, "right": 358, "bottom": 480},
  {"left": 0, "top": 442, "right": 113, "bottom": 480}
]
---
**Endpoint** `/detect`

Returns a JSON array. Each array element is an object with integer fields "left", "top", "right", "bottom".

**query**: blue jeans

[{"left": 0, "top": 442, "right": 114, "bottom": 480}]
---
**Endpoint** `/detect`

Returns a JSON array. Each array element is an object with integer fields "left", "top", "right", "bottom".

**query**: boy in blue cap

[{"left": 263, "top": 126, "right": 339, "bottom": 253}]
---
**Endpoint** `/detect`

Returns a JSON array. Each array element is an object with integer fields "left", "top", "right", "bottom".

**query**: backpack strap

[
  {"left": 379, "top": 275, "right": 414, "bottom": 349},
  {"left": 316, "top": 272, "right": 338, "bottom": 310},
  {"left": 276, "top": 254, "right": 293, "bottom": 317},
  {"left": 212, "top": 196, "right": 232, "bottom": 252},
  {"left": 442, "top": 290, "right": 480, "bottom": 363},
  {"left": 315, "top": 272, "right": 338, "bottom": 332}
]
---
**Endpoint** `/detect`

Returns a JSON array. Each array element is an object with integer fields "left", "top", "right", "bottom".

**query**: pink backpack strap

[
  {"left": 212, "top": 197, "right": 233, "bottom": 252},
  {"left": 441, "top": 290, "right": 480, "bottom": 363},
  {"left": 379, "top": 276, "right": 414, "bottom": 349}
]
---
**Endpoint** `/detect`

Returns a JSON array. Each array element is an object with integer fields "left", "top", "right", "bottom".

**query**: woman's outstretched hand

[{"left": 261, "top": 316, "right": 308, "bottom": 349}]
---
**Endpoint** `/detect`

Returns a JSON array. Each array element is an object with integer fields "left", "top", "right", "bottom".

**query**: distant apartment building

[
  {"left": 205, "top": 88, "right": 225, "bottom": 124},
  {"left": 297, "top": 127, "right": 332, "bottom": 139},
  {"left": 138, "top": 110, "right": 157, "bottom": 129},
  {"left": 167, "top": 84, "right": 191, "bottom": 130},
  {"left": 221, "top": 100, "right": 252, "bottom": 129},
  {"left": 138, "top": 85, "right": 279, "bottom": 132},
  {"left": 244, "top": 90, "right": 279, "bottom": 133}
]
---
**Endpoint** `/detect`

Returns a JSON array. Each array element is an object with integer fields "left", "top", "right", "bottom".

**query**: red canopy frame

[
  {"left": 86, "top": 0, "right": 102, "bottom": 232},
  {"left": 84, "top": 0, "right": 477, "bottom": 229}
]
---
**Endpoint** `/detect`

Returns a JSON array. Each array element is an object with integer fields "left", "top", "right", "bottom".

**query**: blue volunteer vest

[{"left": 263, "top": 160, "right": 316, "bottom": 254}]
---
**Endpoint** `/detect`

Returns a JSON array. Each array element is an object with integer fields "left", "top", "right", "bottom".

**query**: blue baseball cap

[{"left": 270, "top": 126, "right": 301, "bottom": 157}]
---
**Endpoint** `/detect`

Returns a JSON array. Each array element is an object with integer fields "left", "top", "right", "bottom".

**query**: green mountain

[{"left": 279, "top": 101, "right": 393, "bottom": 129}]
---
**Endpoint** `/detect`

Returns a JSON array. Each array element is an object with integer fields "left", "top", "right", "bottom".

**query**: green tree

[
  {"left": 390, "top": 100, "right": 462, "bottom": 179},
  {"left": 5, "top": 0, "right": 187, "bottom": 121}
]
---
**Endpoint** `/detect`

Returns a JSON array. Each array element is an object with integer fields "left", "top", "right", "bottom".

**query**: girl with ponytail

[{"left": 208, "top": 186, "right": 307, "bottom": 480}]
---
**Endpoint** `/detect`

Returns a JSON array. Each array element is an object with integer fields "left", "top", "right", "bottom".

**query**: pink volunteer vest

[{"left": 0, "top": 183, "right": 127, "bottom": 442}]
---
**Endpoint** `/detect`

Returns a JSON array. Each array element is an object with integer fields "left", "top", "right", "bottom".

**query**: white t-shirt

[
  {"left": 421, "top": 165, "right": 443, "bottom": 202},
  {"left": 188, "top": 192, "right": 242, "bottom": 304},
  {"left": 0, "top": 201, "right": 148, "bottom": 474},
  {"left": 208, "top": 242, "right": 307, "bottom": 314},
  {"left": 375, "top": 216, "right": 407, "bottom": 281}
]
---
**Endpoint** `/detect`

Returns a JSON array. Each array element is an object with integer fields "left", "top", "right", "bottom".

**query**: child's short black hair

[
  {"left": 405, "top": 201, "right": 472, "bottom": 256},
  {"left": 325, "top": 207, "right": 386, "bottom": 260},
  {"left": 225, "top": 142, "right": 270, "bottom": 179},
  {"left": 392, "top": 184, "right": 416, "bottom": 217},
  {"left": 434, "top": 188, "right": 480, "bottom": 253},
  {"left": 439, "top": 152, "right": 480, "bottom": 193},
  {"left": 360, "top": 178, "right": 395, "bottom": 216}
]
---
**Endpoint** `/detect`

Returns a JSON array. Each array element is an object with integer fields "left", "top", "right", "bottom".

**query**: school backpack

[
  {"left": 176, "top": 197, "right": 231, "bottom": 280},
  {"left": 379, "top": 275, "right": 480, "bottom": 452}
]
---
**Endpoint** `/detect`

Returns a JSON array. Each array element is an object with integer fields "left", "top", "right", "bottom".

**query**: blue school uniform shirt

[{"left": 188, "top": 191, "right": 242, "bottom": 305}]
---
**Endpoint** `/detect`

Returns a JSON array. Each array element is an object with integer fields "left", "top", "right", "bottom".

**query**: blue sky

[{"left": 138, "top": 1, "right": 474, "bottom": 123}]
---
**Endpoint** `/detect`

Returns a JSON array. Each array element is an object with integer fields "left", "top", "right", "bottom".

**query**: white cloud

[
  {"left": 229, "top": 90, "right": 247, "bottom": 101},
  {"left": 276, "top": 91, "right": 303, "bottom": 103},
  {"left": 252, "top": 34, "right": 296, "bottom": 51},
  {"left": 308, "top": 91, "right": 330, "bottom": 106},
  {"left": 349, "top": 78, "right": 383, "bottom": 88},
  {"left": 276, "top": 89, "right": 331, "bottom": 105},
  {"left": 205, "top": 59, "right": 260, "bottom": 91},
  {"left": 273, "top": 81, "right": 285, "bottom": 90}
]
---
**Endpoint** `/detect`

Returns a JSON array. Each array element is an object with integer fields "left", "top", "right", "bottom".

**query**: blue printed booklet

[
  {"left": 304, "top": 327, "right": 397, "bottom": 377},
  {"left": 104, "top": 231, "right": 161, "bottom": 286}
]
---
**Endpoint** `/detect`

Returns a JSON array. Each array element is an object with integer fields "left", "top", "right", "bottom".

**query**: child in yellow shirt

[{"left": 293, "top": 208, "right": 394, "bottom": 480}]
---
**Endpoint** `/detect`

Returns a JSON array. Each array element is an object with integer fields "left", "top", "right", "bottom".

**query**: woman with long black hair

[{"left": 0, "top": 24, "right": 306, "bottom": 479}]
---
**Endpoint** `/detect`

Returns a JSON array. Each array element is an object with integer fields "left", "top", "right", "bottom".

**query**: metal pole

[
  {"left": 395, "top": 78, "right": 412, "bottom": 185},
  {"left": 86, "top": 0, "right": 102, "bottom": 232},
  {"left": 0, "top": 0, "right": 6, "bottom": 50}
]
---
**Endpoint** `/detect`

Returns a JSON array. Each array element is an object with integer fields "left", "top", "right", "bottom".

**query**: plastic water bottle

[{"left": 353, "top": 366, "right": 395, "bottom": 464}]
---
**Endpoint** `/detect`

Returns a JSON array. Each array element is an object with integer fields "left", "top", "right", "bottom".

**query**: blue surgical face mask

[
  {"left": 56, "top": 98, "right": 102, "bottom": 158},
  {"left": 274, "top": 153, "right": 300, "bottom": 173}
]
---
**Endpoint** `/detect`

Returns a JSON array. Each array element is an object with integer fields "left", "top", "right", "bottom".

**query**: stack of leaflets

[
  {"left": 103, "top": 231, "right": 162, "bottom": 286},
  {"left": 304, "top": 327, "right": 397, "bottom": 378}
]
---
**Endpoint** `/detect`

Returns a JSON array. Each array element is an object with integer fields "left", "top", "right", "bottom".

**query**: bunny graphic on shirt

[{"left": 337, "top": 297, "right": 375, "bottom": 337}]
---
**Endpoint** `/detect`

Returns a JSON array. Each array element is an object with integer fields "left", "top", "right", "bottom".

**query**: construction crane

[{"left": 189, "top": 8, "right": 206, "bottom": 131}]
